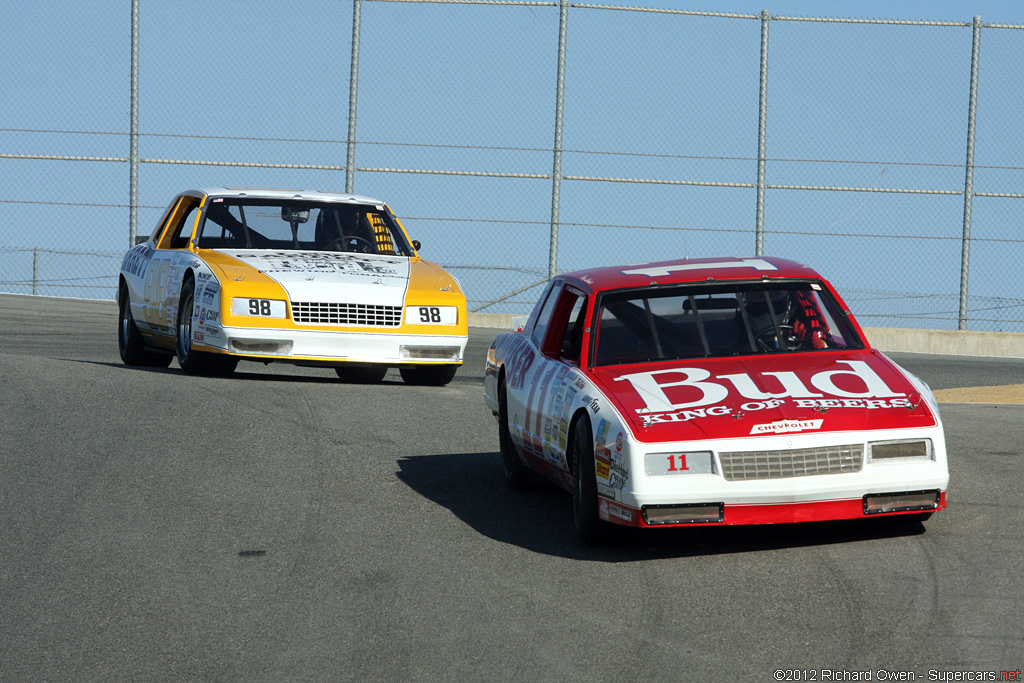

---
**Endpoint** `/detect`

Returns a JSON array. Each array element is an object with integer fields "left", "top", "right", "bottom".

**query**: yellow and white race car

[{"left": 117, "top": 187, "right": 468, "bottom": 384}]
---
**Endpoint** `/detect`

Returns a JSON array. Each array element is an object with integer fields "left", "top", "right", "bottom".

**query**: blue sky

[
  {"left": 1, "top": 1, "right": 1022, "bottom": 329},
  {"left": 669, "top": 0, "right": 1024, "bottom": 22}
]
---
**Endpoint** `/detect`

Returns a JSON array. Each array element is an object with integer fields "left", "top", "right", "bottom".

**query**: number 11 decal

[{"left": 666, "top": 454, "right": 689, "bottom": 472}]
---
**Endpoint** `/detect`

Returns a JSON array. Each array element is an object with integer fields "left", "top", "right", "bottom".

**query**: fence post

[
  {"left": 129, "top": 0, "right": 140, "bottom": 247},
  {"left": 346, "top": 0, "right": 362, "bottom": 195},
  {"left": 548, "top": 0, "right": 569, "bottom": 280},
  {"left": 755, "top": 9, "right": 770, "bottom": 256},
  {"left": 959, "top": 15, "right": 982, "bottom": 331},
  {"left": 33, "top": 249, "right": 39, "bottom": 296}
]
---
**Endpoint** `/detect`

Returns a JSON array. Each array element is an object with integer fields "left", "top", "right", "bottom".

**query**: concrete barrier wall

[
  {"left": 861, "top": 327, "right": 1024, "bottom": 359},
  {"left": 469, "top": 312, "right": 1024, "bottom": 359}
]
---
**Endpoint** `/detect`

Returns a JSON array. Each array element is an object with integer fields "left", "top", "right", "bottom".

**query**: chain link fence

[{"left": 2, "top": 1, "right": 1022, "bottom": 331}]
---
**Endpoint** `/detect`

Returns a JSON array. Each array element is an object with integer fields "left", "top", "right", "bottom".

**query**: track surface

[{"left": 2, "top": 295, "right": 1022, "bottom": 681}]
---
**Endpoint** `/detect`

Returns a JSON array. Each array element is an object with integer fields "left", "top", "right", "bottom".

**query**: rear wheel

[
  {"left": 335, "top": 365, "right": 388, "bottom": 383},
  {"left": 118, "top": 286, "right": 172, "bottom": 368},
  {"left": 571, "top": 415, "right": 612, "bottom": 546},
  {"left": 399, "top": 364, "right": 458, "bottom": 386},
  {"left": 498, "top": 378, "right": 531, "bottom": 491},
  {"left": 176, "top": 278, "right": 236, "bottom": 376}
]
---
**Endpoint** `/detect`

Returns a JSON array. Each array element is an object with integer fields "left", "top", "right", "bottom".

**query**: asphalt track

[{"left": 1, "top": 294, "right": 1022, "bottom": 682}]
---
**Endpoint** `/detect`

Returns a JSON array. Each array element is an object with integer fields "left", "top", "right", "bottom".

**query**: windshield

[
  {"left": 196, "top": 198, "right": 416, "bottom": 256},
  {"left": 593, "top": 281, "right": 862, "bottom": 366}
]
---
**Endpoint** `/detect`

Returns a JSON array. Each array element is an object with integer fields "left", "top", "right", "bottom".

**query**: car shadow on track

[
  {"left": 396, "top": 451, "right": 928, "bottom": 561},
  {"left": 93, "top": 360, "right": 485, "bottom": 385}
]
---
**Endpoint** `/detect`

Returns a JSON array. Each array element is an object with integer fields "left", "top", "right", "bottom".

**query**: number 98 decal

[
  {"left": 405, "top": 306, "right": 457, "bottom": 325},
  {"left": 231, "top": 298, "right": 286, "bottom": 318}
]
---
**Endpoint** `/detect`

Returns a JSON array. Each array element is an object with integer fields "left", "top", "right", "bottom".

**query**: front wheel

[
  {"left": 399, "top": 364, "right": 458, "bottom": 386},
  {"left": 176, "top": 279, "right": 236, "bottom": 376},
  {"left": 118, "top": 287, "right": 172, "bottom": 368},
  {"left": 571, "top": 415, "right": 612, "bottom": 546}
]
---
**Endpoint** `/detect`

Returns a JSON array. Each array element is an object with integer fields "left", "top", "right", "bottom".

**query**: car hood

[
  {"left": 588, "top": 350, "right": 937, "bottom": 443},
  {"left": 212, "top": 249, "right": 410, "bottom": 304}
]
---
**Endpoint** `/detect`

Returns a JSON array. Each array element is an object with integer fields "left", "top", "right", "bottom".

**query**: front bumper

[
  {"left": 599, "top": 434, "right": 949, "bottom": 528},
  {"left": 195, "top": 324, "right": 467, "bottom": 365}
]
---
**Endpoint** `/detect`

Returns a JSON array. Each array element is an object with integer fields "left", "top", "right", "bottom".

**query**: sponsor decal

[
  {"left": 636, "top": 398, "right": 913, "bottom": 426},
  {"left": 599, "top": 500, "right": 632, "bottom": 522},
  {"left": 597, "top": 482, "right": 618, "bottom": 500},
  {"left": 582, "top": 394, "right": 600, "bottom": 414},
  {"left": 595, "top": 419, "right": 610, "bottom": 446},
  {"left": 615, "top": 432, "right": 624, "bottom": 452},
  {"left": 750, "top": 419, "right": 824, "bottom": 435},
  {"left": 615, "top": 360, "right": 911, "bottom": 426},
  {"left": 502, "top": 336, "right": 535, "bottom": 390},
  {"left": 201, "top": 282, "right": 219, "bottom": 305},
  {"left": 229, "top": 251, "right": 403, "bottom": 278},
  {"left": 121, "top": 244, "right": 153, "bottom": 278},
  {"left": 609, "top": 452, "right": 629, "bottom": 488},
  {"left": 595, "top": 445, "right": 612, "bottom": 480},
  {"left": 558, "top": 417, "right": 569, "bottom": 451},
  {"left": 621, "top": 257, "right": 777, "bottom": 278}
]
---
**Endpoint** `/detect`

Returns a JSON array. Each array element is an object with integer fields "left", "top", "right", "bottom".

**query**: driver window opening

[
  {"left": 161, "top": 197, "right": 202, "bottom": 250},
  {"left": 559, "top": 293, "right": 588, "bottom": 364}
]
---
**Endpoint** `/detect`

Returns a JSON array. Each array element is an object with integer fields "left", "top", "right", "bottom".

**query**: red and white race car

[{"left": 483, "top": 257, "right": 949, "bottom": 544}]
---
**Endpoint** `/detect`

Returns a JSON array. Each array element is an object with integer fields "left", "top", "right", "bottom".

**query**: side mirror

[{"left": 412, "top": 240, "right": 421, "bottom": 251}]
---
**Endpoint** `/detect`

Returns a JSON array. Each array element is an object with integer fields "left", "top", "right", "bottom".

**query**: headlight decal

[
  {"left": 231, "top": 298, "right": 287, "bottom": 318},
  {"left": 868, "top": 439, "right": 933, "bottom": 462},
  {"left": 644, "top": 451, "right": 716, "bottom": 476},
  {"left": 404, "top": 305, "right": 457, "bottom": 325}
]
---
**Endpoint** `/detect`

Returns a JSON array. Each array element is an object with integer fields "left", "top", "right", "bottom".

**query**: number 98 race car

[
  {"left": 118, "top": 188, "right": 467, "bottom": 385},
  {"left": 483, "top": 257, "right": 949, "bottom": 545}
]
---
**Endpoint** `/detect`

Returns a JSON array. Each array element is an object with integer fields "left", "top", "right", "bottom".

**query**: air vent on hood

[{"left": 291, "top": 301, "right": 402, "bottom": 327}]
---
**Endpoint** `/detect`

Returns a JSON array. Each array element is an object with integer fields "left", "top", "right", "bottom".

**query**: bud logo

[
  {"left": 615, "top": 360, "right": 903, "bottom": 413},
  {"left": 750, "top": 419, "right": 824, "bottom": 435}
]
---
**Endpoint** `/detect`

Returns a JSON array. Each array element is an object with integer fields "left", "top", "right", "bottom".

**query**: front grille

[
  {"left": 719, "top": 444, "right": 863, "bottom": 482},
  {"left": 291, "top": 301, "right": 402, "bottom": 327}
]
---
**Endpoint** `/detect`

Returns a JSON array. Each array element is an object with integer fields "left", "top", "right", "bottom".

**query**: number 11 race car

[
  {"left": 118, "top": 188, "right": 467, "bottom": 384},
  {"left": 483, "top": 257, "right": 949, "bottom": 545}
]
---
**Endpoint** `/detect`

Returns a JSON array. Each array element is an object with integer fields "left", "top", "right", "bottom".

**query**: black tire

[
  {"left": 399, "top": 364, "right": 458, "bottom": 386},
  {"left": 118, "top": 286, "right": 172, "bottom": 368},
  {"left": 498, "top": 377, "right": 531, "bottom": 491},
  {"left": 335, "top": 365, "right": 388, "bottom": 383},
  {"left": 571, "top": 415, "right": 612, "bottom": 546},
  {"left": 176, "top": 278, "right": 236, "bottom": 376}
]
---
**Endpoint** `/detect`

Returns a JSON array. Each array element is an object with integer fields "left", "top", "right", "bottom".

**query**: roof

[
  {"left": 191, "top": 187, "right": 386, "bottom": 206},
  {"left": 560, "top": 256, "right": 823, "bottom": 293}
]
